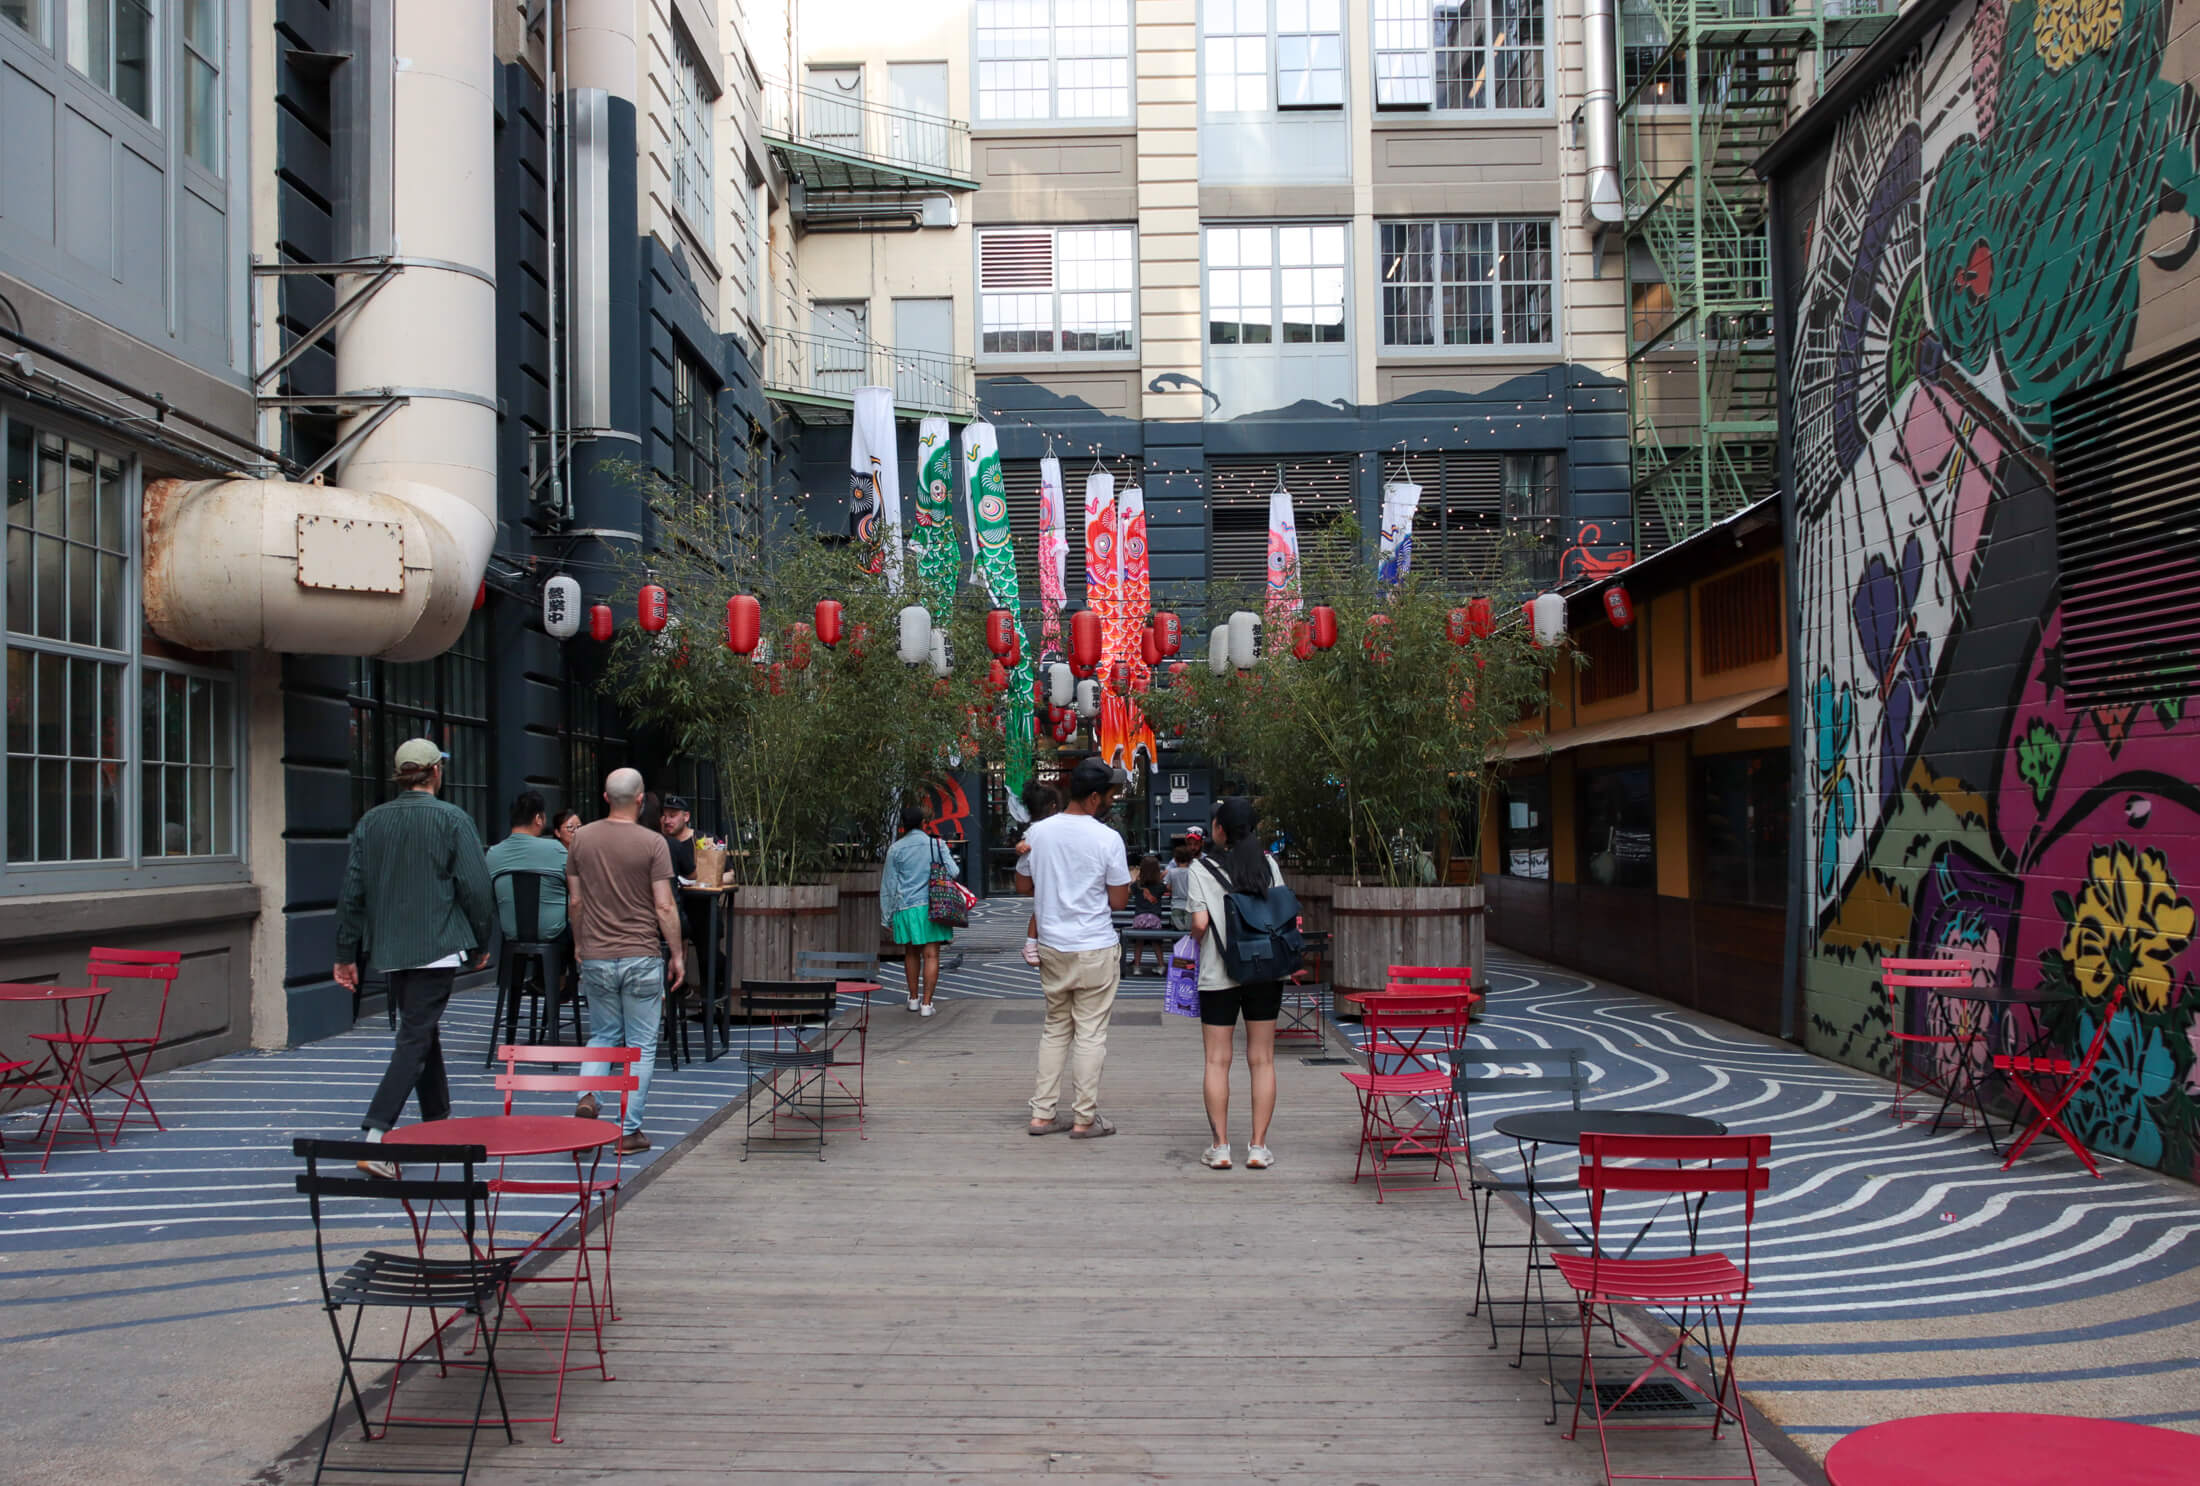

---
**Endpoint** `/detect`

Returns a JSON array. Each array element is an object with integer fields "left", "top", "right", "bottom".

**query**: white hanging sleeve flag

[{"left": 850, "top": 386, "right": 904, "bottom": 593}]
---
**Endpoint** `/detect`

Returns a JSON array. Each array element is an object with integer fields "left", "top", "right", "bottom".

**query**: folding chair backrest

[
  {"left": 293, "top": 1137, "right": 490, "bottom": 1296},
  {"left": 492, "top": 869, "right": 562, "bottom": 945},
  {"left": 741, "top": 980, "right": 839, "bottom": 1024},
  {"left": 494, "top": 1043, "right": 641, "bottom": 1119},
  {"left": 1364, "top": 993, "right": 1475, "bottom": 1064},
  {"left": 87, "top": 946, "right": 182, "bottom": 1045},
  {"left": 1388, "top": 963, "right": 1472, "bottom": 991},
  {"left": 1452, "top": 1047, "right": 1589, "bottom": 1106},
  {"left": 796, "top": 952, "right": 880, "bottom": 983},
  {"left": 1576, "top": 1132, "right": 1772, "bottom": 1287}
]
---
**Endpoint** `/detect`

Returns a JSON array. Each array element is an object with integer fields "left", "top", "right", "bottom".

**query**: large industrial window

[
  {"left": 1577, "top": 763, "right": 1655, "bottom": 891},
  {"left": 976, "top": 0, "right": 1132, "bottom": 123},
  {"left": 669, "top": 28, "right": 715, "bottom": 238},
  {"left": 1208, "top": 454, "right": 1355, "bottom": 583},
  {"left": 979, "top": 227, "right": 1136, "bottom": 356},
  {"left": 1202, "top": 0, "right": 1343, "bottom": 114},
  {"left": 671, "top": 350, "right": 720, "bottom": 501},
  {"left": 3, "top": 411, "right": 243, "bottom": 882},
  {"left": 1695, "top": 750, "right": 1789, "bottom": 908},
  {"left": 1371, "top": 0, "right": 1547, "bottom": 111},
  {"left": 66, "top": 0, "right": 154, "bottom": 120},
  {"left": 1379, "top": 219, "right": 1556, "bottom": 349},
  {"left": 1206, "top": 224, "right": 1348, "bottom": 345},
  {"left": 348, "top": 613, "right": 493, "bottom": 842},
  {"left": 1620, "top": 0, "right": 1689, "bottom": 105}
]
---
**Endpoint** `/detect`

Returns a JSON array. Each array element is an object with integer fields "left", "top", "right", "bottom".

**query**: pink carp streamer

[
  {"left": 1083, "top": 471, "right": 1155, "bottom": 773},
  {"left": 1037, "top": 456, "right": 1068, "bottom": 660},
  {"left": 1265, "top": 483, "right": 1301, "bottom": 648}
]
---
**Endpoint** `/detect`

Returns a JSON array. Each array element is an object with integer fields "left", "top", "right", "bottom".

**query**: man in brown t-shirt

[{"left": 567, "top": 767, "right": 685, "bottom": 1153}]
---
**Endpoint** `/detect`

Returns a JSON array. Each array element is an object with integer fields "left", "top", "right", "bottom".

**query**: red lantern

[
  {"left": 987, "top": 659, "right": 1009, "bottom": 694},
  {"left": 1363, "top": 613, "right": 1393, "bottom": 664},
  {"left": 1153, "top": 611, "right": 1182, "bottom": 657},
  {"left": 588, "top": 603, "right": 614, "bottom": 643},
  {"left": 813, "top": 599, "right": 843, "bottom": 647},
  {"left": 474, "top": 581, "right": 487, "bottom": 611},
  {"left": 1132, "top": 671, "right": 1150, "bottom": 694},
  {"left": 985, "top": 608, "right": 1016, "bottom": 658},
  {"left": 1309, "top": 605, "right": 1338, "bottom": 650},
  {"left": 785, "top": 622, "right": 814, "bottom": 671},
  {"left": 1168, "top": 661, "right": 1186, "bottom": 681},
  {"left": 849, "top": 622, "right": 871, "bottom": 657},
  {"left": 726, "top": 594, "right": 761, "bottom": 654},
  {"left": 1053, "top": 714, "right": 1076, "bottom": 743},
  {"left": 1140, "top": 627, "right": 1161, "bottom": 668},
  {"left": 638, "top": 583, "right": 668, "bottom": 634},
  {"left": 1466, "top": 596, "right": 1495, "bottom": 639},
  {"left": 1109, "top": 661, "right": 1130, "bottom": 695},
  {"left": 1447, "top": 607, "right": 1472, "bottom": 645},
  {"left": 1291, "top": 620, "right": 1313, "bottom": 661},
  {"left": 1070, "top": 609, "right": 1103, "bottom": 672},
  {"left": 1603, "top": 585, "right": 1635, "bottom": 629}
]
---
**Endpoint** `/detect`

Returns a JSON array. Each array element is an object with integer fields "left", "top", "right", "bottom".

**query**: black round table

[{"left": 1494, "top": 1108, "right": 1727, "bottom": 1145}]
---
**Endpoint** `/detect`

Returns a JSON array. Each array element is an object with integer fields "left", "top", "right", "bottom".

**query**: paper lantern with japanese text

[
  {"left": 543, "top": 575, "right": 580, "bottom": 639},
  {"left": 638, "top": 584, "right": 668, "bottom": 634}
]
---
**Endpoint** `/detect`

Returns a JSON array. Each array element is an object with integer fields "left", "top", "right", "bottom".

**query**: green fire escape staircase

[{"left": 1620, "top": 0, "right": 1895, "bottom": 552}]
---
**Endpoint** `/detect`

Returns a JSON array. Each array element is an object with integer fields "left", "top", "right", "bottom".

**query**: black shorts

[{"left": 1199, "top": 980, "right": 1283, "bottom": 1026}]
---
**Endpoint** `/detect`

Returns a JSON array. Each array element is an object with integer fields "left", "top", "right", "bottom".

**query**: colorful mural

[{"left": 1786, "top": 0, "right": 2200, "bottom": 1180}]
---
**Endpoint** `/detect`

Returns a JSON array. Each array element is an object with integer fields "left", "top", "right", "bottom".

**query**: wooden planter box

[
  {"left": 730, "top": 883, "right": 840, "bottom": 1012},
  {"left": 1331, "top": 882, "right": 1486, "bottom": 1018},
  {"left": 823, "top": 868, "right": 882, "bottom": 958},
  {"left": 1291, "top": 872, "right": 1342, "bottom": 936}
]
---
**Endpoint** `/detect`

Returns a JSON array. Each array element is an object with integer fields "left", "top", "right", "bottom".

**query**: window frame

[
  {"left": 177, "top": 0, "right": 219, "bottom": 173},
  {"left": 1692, "top": 747, "right": 1790, "bottom": 910},
  {"left": 1376, "top": 216, "right": 1560, "bottom": 354},
  {"left": 346, "top": 611, "right": 495, "bottom": 846},
  {"left": 1202, "top": 221, "right": 1352, "bottom": 349},
  {"left": 973, "top": 0, "right": 1135, "bottom": 128},
  {"left": 1201, "top": 0, "right": 1346, "bottom": 118},
  {"left": 64, "top": 0, "right": 159, "bottom": 124},
  {"left": 1370, "top": 0, "right": 1552, "bottom": 116},
  {"left": 2, "top": 404, "right": 248, "bottom": 896},
  {"left": 1499, "top": 773, "right": 1551, "bottom": 879},
  {"left": 976, "top": 225, "right": 1139, "bottom": 362},
  {"left": 3, "top": 0, "right": 50, "bottom": 45},
  {"left": 1575, "top": 760, "right": 1657, "bottom": 893},
  {"left": 668, "top": 21, "right": 717, "bottom": 246}
]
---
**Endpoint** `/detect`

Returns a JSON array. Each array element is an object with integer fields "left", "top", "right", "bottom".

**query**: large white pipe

[
  {"left": 1583, "top": 0, "right": 1624, "bottom": 226},
  {"left": 144, "top": 1, "right": 498, "bottom": 660}
]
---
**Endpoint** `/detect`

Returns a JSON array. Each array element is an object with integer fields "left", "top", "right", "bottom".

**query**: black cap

[
  {"left": 662, "top": 794, "right": 690, "bottom": 812},
  {"left": 1068, "top": 759, "right": 1123, "bottom": 798}
]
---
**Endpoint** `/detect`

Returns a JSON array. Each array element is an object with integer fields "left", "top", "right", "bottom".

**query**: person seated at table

[
  {"left": 659, "top": 794, "right": 706, "bottom": 1009},
  {"left": 486, "top": 791, "right": 574, "bottom": 1032},
  {"left": 1127, "top": 855, "right": 1167, "bottom": 976}
]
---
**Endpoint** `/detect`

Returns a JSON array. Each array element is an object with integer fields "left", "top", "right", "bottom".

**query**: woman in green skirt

[{"left": 881, "top": 805, "right": 957, "bottom": 1015}]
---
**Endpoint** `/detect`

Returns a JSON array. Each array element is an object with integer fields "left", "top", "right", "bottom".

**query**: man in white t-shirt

[{"left": 1016, "top": 758, "right": 1133, "bottom": 1137}]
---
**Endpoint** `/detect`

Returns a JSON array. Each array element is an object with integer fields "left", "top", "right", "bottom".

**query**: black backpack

[{"left": 1199, "top": 857, "right": 1306, "bottom": 983}]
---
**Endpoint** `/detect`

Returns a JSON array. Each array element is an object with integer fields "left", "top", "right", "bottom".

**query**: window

[
  {"left": 3, "top": 0, "right": 46, "bottom": 41},
  {"left": 1696, "top": 750, "right": 1788, "bottom": 908},
  {"left": 1577, "top": 763, "right": 1654, "bottom": 890},
  {"left": 348, "top": 613, "right": 493, "bottom": 841},
  {"left": 1207, "top": 223, "right": 1347, "bottom": 345},
  {"left": 1621, "top": 0, "right": 1689, "bottom": 104},
  {"left": 67, "top": 0, "right": 154, "bottom": 120},
  {"left": 4, "top": 412, "right": 242, "bottom": 875},
  {"left": 669, "top": 29, "right": 715, "bottom": 236},
  {"left": 1505, "top": 451, "right": 1559, "bottom": 585},
  {"left": 1500, "top": 775, "right": 1549, "bottom": 878},
  {"left": 180, "top": 0, "right": 219, "bottom": 170},
  {"left": 1203, "top": 0, "right": 1342, "bottom": 114},
  {"left": 979, "top": 227, "right": 1135, "bottom": 356},
  {"left": 1629, "top": 243, "right": 1681, "bottom": 347},
  {"left": 1698, "top": 559, "right": 1782, "bottom": 674},
  {"left": 976, "top": 0, "right": 1131, "bottom": 123},
  {"left": 1208, "top": 455, "right": 1354, "bottom": 582},
  {"left": 1577, "top": 621, "right": 1639, "bottom": 705},
  {"left": 1375, "top": 450, "right": 1557, "bottom": 584},
  {"left": 671, "top": 350, "right": 720, "bottom": 500},
  {"left": 1372, "top": 0, "right": 1546, "bottom": 111},
  {"left": 1380, "top": 219, "right": 1555, "bottom": 348}
]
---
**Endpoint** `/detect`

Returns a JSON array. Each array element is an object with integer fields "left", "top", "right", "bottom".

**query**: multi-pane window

[
  {"left": 1207, "top": 224, "right": 1347, "bottom": 344},
  {"left": 1621, "top": 0, "right": 1689, "bottom": 104},
  {"left": 1379, "top": 219, "right": 1556, "bottom": 349},
  {"left": 671, "top": 350, "right": 720, "bottom": 499},
  {"left": 1372, "top": 0, "right": 1547, "bottom": 111},
  {"left": 3, "top": 0, "right": 46, "bottom": 41},
  {"left": 976, "top": 0, "right": 1132, "bottom": 123},
  {"left": 348, "top": 613, "right": 493, "bottom": 841},
  {"left": 4, "top": 412, "right": 242, "bottom": 875},
  {"left": 979, "top": 227, "right": 1135, "bottom": 355},
  {"left": 180, "top": 0, "right": 219, "bottom": 170},
  {"left": 669, "top": 30, "right": 715, "bottom": 235},
  {"left": 67, "top": 0, "right": 155, "bottom": 120},
  {"left": 1203, "top": 0, "right": 1342, "bottom": 113}
]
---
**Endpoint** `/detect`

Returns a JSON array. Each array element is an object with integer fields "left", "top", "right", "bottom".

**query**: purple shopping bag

[{"left": 1164, "top": 935, "right": 1201, "bottom": 1018}]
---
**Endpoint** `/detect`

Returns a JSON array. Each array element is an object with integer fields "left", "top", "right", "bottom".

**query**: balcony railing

[
  {"left": 763, "top": 84, "right": 977, "bottom": 193},
  {"left": 761, "top": 326, "right": 976, "bottom": 421}
]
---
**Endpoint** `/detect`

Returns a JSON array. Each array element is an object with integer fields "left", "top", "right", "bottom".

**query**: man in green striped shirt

[{"left": 334, "top": 738, "right": 495, "bottom": 1173}]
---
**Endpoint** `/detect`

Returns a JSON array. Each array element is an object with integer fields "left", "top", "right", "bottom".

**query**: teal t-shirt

[{"left": 485, "top": 831, "right": 569, "bottom": 941}]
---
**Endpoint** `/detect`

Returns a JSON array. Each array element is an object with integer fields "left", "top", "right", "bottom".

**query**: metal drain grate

[{"left": 1563, "top": 1380, "right": 1713, "bottom": 1416}]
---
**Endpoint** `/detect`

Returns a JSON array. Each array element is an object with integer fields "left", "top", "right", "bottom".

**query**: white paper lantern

[
  {"left": 1530, "top": 591, "right": 1567, "bottom": 647},
  {"left": 1208, "top": 626, "right": 1230, "bottom": 676},
  {"left": 1075, "top": 677, "right": 1100, "bottom": 717},
  {"left": 1228, "top": 610, "right": 1259, "bottom": 670},
  {"left": 542, "top": 575, "right": 580, "bottom": 640},
  {"left": 1048, "top": 661, "right": 1075, "bottom": 709},
  {"left": 929, "top": 629, "right": 954, "bottom": 677},
  {"left": 898, "top": 604, "right": 932, "bottom": 665}
]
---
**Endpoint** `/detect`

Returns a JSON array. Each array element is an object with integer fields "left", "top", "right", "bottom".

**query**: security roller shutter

[{"left": 1207, "top": 454, "right": 1357, "bottom": 585}]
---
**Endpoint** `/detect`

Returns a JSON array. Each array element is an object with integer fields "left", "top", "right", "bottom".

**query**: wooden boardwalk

[{"left": 284, "top": 995, "right": 1806, "bottom": 1484}]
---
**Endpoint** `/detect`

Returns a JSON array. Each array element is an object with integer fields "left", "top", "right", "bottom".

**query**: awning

[{"left": 1502, "top": 684, "right": 1786, "bottom": 761}]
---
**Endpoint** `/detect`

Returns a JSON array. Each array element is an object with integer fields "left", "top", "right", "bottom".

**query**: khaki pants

[{"left": 1030, "top": 944, "right": 1121, "bottom": 1124}]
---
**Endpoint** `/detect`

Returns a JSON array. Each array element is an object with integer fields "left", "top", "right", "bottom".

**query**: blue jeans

[{"left": 579, "top": 956, "right": 664, "bottom": 1134}]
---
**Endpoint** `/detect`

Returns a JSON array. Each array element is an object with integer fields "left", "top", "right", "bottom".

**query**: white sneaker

[
  {"left": 907, "top": 996, "right": 920, "bottom": 1012},
  {"left": 1245, "top": 1145, "right": 1274, "bottom": 1170},
  {"left": 920, "top": 1002, "right": 936, "bottom": 1017},
  {"left": 1200, "top": 1144, "right": 1232, "bottom": 1169}
]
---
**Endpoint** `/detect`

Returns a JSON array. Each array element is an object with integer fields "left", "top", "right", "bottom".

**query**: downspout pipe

[
  {"left": 144, "top": 2, "right": 498, "bottom": 661},
  {"left": 1583, "top": 0, "right": 1625, "bottom": 228}
]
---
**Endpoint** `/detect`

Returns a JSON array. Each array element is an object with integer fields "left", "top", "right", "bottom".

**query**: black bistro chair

[
  {"left": 485, "top": 869, "right": 578, "bottom": 1066},
  {"left": 738, "top": 980, "right": 841, "bottom": 1161},
  {"left": 293, "top": 1138, "right": 515, "bottom": 1485}
]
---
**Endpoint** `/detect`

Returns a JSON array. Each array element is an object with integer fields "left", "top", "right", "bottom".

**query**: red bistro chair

[
  {"left": 1341, "top": 991, "right": 1476, "bottom": 1201},
  {"left": 29, "top": 947, "right": 183, "bottom": 1145},
  {"left": 492, "top": 1045, "right": 640, "bottom": 1320},
  {"left": 0, "top": 1058, "right": 29, "bottom": 1178},
  {"left": 1994, "top": 985, "right": 2126, "bottom": 1177},
  {"left": 1556, "top": 1132, "right": 1773, "bottom": 1486},
  {"left": 1879, "top": 957, "right": 1976, "bottom": 1126}
]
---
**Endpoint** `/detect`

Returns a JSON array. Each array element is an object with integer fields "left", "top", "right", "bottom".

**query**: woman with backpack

[{"left": 1183, "top": 796, "right": 1287, "bottom": 1171}]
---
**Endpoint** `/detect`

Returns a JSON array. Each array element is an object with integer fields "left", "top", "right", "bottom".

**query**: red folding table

[
  {"left": 1825, "top": 1412, "right": 2193, "bottom": 1485},
  {"left": 0, "top": 983, "right": 112, "bottom": 1171},
  {"left": 385, "top": 1114, "right": 619, "bottom": 1443}
]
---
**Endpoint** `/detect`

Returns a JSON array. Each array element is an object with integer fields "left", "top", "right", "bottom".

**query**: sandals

[
  {"left": 1027, "top": 1116, "right": 1075, "bottom": 1136},
  {"left": 1068, "top": 1115, "right": 1117, "bottom": 1140},
  {"left": 1200, "top": 1144, "right": 1232, "bottom": 1169}
]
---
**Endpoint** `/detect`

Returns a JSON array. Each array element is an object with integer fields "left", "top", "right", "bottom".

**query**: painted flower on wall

[
  {"left": 2066, "top": 1006, "right": 2174, "bottom": 1168},
  {"left": 2052, "top": 844, "right": 2196, "bottom": 1013}
]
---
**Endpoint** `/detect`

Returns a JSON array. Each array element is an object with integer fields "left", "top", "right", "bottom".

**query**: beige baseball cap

[{"left": 393, "top": 738, "right": 447, "bottom": 770}]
